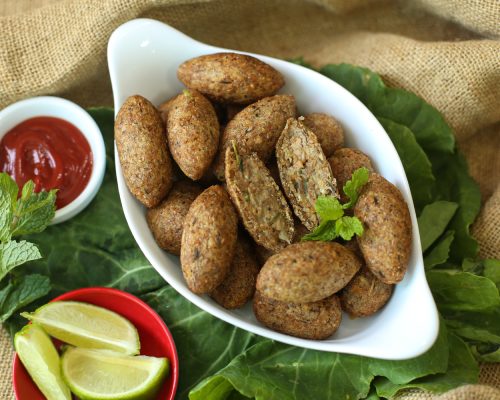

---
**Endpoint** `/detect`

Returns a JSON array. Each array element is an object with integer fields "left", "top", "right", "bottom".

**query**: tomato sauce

[{"left": 0, "top": 116, "right": 92, "bottom": 209}]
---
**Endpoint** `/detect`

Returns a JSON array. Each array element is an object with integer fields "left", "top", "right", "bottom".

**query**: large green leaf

[
  {"left": 417, "top": 201, "right": 458, "bottom": 252},
  {"left": 428, "top": 270, "right": 500, "bottom": 312},
  {"left": 428, "top": 152, "right": 481, "bottom": 261},
  {"left": 320, "top": 64, "right": 455, "bottom": 154},
  {"left": 374, "top": 332, "right": 478, "bottom": 397},
  {"left": 377, "top": 117, "right": 435, "bottom": 209},
  {"left": 190, "top": 321, "right": 450, "bottom": 400},
  {"left": 424, "top": 231, "right": 455, "bottom": 269}
]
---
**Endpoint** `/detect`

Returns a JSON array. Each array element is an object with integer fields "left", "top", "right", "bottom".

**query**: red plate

[{"left": 12, "top": 287, "right": 179, "bottom": 400}]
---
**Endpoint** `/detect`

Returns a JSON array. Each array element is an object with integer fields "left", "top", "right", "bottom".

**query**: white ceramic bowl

[
  {"left": 0, "top": 96, "right": 106, "bottom": 224},
  {"left": 108, "top": 18, "right": 439, "bottom": 359}
]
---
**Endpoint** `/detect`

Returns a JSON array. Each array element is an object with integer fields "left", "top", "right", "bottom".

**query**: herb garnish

[
  {"left": 0, "top": 173, "right": 55, "bottom": 322},
  {"left": 302, "top": 167, "right": 369, "bottom": 242}
]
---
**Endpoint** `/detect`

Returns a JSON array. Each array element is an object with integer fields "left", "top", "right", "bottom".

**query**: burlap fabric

[{"left": 0, "top": 0, "right": 499, "bottom": 399}]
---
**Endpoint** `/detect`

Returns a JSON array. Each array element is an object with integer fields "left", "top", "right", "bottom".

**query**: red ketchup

[{"left": 0, "top": 116, "right": 93, "bottom": 209}]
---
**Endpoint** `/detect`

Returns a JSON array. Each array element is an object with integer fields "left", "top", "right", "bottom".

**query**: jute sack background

[{"left": 0, "top": 0, "right": 499, "bottom": 399}]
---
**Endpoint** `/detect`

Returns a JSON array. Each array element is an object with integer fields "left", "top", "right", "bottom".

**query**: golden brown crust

[
  {"left": 212, "top": 95, "right": 296, "bottom": 180},
  {"left": 146, "top": 180, "right": 203, "bottom": 255},
  {"left": 276, "top": 118, "right": 338, "bottom": 230},
  {"left": 354, "top": 174, "right": 412, "bottom": 284},
  {"left": 253, "top": 291, "right": 342, "bottom": 340},
  {"left": 177, "top": 52, "right": 284, "bottom": 104},
  {"left": 225, "top": 147, "right": 294, "bottom": 252},
  {"left": 253, "top": 221, "right": 310, "bottom": 264},
  {"left": 115, "top": 95, "right": 173, "bottom": 208},
  {"left": 211, "top": 237, "right": 260, "bottom": 309},
  {"left": 157, "top": 94, "right": 180, "bottom": 126},
  {"left": 302, "top": 113, "right": 344, "bottom": 157},
  {"left": 167, "top": 90, "right": 220, "bottom": 180},
  {"left": 181, "top": 185, "right": 238, "bottom": 294},
  {"left": 328, "top": 148, "right": 374, "bottom": 203},
  {"left": 340, "top": 265, "right": 394, "bottom": 318},
  {"left": 256, "top": 241, "right": 361, "bottom": 303}
]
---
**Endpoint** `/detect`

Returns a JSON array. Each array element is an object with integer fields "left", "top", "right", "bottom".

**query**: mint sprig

[
  {"left": 0, "top": 173, "right": 56, "bottom": 273},
  {"left": 302, "top": 167, "right": 369, "bottom": 242},
  {"left": 342, "top": 167, "right": 370, "bottom": 209}
]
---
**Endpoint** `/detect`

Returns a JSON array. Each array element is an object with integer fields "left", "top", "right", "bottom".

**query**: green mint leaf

[
  {"left": 301, "top": 220, "right": 337, "bottom": 242},
  {"left": 0, "top": 240, "right": 41, "bottom": 281},
  {"left": 0, "top": 173, "right": 18, "bottom": 242},
  {"left": 10, "top": 183, "right": 56, "bottom": 237},
  {"left": 315, "top": 195, "right": 343, "bottom": 221},
  {"left": 335, "top": 216, "right": 364, "bottom": 241},
  {"left": 0, "top": 274, "right": 50, "bottom": 323},
  {"left": 342, "top": 167, "right": 370, "bottom": 209}
]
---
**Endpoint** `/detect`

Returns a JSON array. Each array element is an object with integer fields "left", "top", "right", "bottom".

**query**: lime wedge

[
  {"left": 14, "top": 324, "right": 72, "bottom": 400},
  {"left": 61, "top": 347, "right": 169, "bottom": 400},
  {"left": 21, "top": 301, "right": 140, "bottom": 355}
]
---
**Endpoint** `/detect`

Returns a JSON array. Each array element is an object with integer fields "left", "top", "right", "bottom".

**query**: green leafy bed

[{"left": 2, "top": 63, "right": 500, "bottom": 400}]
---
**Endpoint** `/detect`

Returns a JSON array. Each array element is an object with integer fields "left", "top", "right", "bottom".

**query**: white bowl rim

[
  {"left": 107, "top": 18, "right": 439, "bottom": 360},
  {"left": 0, "top": 96, "right": 106, "bottom": 224}
]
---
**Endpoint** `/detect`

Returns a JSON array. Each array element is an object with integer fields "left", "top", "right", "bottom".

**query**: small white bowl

[
  {"left": 108, "top": 19, "right": 439, "bottom": 359},
  {"left": 0, "top": 96, "right": 106, "bottom": 224}
]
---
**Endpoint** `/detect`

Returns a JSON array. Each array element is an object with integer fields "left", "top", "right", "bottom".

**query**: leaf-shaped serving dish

[{"left": 108, "top": 18, "right": 438, "bottom": 359}]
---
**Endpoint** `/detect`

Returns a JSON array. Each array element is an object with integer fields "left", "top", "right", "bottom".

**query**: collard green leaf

[
  {"left": 191, "top": 321, "right": 449, "bottom": 400},
  {"left": 471, "top": 344, "right": 500, "bottom": 362},
  {"left": 287, "top": 57, "right": 314, "bottom": 69},
  {"left": 142, "top": 285, "right": 260, "bottom": 399},
  {"left": 0, "top": 274, "right": 50, "bottom": 322},
  {"left": 427, "top": 270, "right": 500, "bottom": 312},
  {"left": 417, "top": 201, "right": 458, "bottom": 252},
  {"left": 484, "top": 259, "right": 500, "bottom": 290},
  {"left": 446, "top": 311, "right": 500, "bottom": 345},
  {"left": 377, "top": 118, "right": 435, "bottom": 209},
  {"left": 424, "top": 231, "right": 454, "bottom": 269},
  {"left": 462, "top": 258, "right": 500, "bottom": 280},
  {"left": 0, "top": 241, "right": 41, "bottom": 281},
  {"left": 375, "top": 332, "right": 478, "bottom": 397},
  {"left": 319, "top": 64, "right": 455, "bottom": 154},
  {"left": 428, "top": 152, "right": 481, "bottom": 261}
]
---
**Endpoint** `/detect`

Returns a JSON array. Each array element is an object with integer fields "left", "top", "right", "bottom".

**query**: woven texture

[{"left": 1, "top": 1, "right": 499, "bottom": 399}]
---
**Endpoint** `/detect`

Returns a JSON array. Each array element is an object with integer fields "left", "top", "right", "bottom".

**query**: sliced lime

[
  {"left": 14, "top": 324, "right": 71, "bottom": 400},
  {"left": 21, "top": 301, "right": 140, "bottom": 355},
  {"left": 61, "top": 347, "right": 169, "bottom": 400}
]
